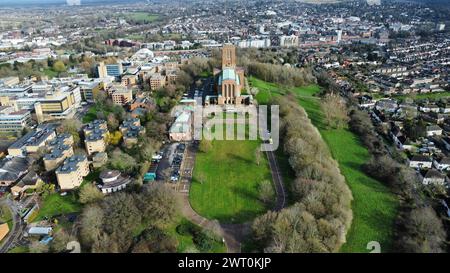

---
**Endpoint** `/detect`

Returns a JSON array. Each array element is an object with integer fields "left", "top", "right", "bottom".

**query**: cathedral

[{"left": 207, "top": 44, "right": 252, "bottom": 106}]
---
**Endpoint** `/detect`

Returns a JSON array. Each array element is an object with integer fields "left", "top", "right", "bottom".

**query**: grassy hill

[{"left": 250, "top": 77, "right": 398, "bottom": 253}]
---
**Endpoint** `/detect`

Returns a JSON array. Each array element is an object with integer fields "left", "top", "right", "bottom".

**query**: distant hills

[
  {"left": 0, "top": 0, "right": 143, "bottom": 6},
  {"left": 2, "top": 0, "right": 449, "bottom": 7}
]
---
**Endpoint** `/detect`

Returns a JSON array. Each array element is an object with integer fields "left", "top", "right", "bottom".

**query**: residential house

[
  {"left": 426, "top": 125, "right": 443, "bottom": 136},
  {"left": 0, "top": 156, "right": 33, "bottom": 187},
  {"left": 408, "top": 155, "right": 432, "bottom": 169},
  {"left": 422, "top": 169, "right": 446, "bottom": 186},
  {"left": 433, "top": 156, "right": 450, "bottom": 171},
  {"left": 10, "top": 171, "right": 43, "bottom": 199}
]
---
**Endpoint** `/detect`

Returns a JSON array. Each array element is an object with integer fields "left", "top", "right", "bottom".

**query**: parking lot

[{"left": 156, "top": 142, "right": 188, "bottom": 184}]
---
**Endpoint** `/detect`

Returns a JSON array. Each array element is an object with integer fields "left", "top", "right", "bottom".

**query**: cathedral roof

[{"left": 218, "top": 68, "right": 240, "bottom": 85}]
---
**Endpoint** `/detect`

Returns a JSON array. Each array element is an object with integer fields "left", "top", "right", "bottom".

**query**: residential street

[{"left": 0, "top": 198, "right": 25, "bottom": 253}]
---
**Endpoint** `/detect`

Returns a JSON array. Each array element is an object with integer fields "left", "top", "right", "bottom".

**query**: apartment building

[
  {"left": 120, "top": 118, "right": 145, "bottom": 147},
  {"left": 0, "top": 156, "right": 33, "bottom": 187},
  {"left": 85, "top": 132, "right": 106, "bottom": 156},
  {"left": 7, "top": 124, "right": 56, "bottom": 156},
  {"left": 43, "top": 133, "right": 75, "bottom": 171},
  {"left": 84, "top": 119, "right": 108, "bottom": 136},
  {"left": 149, "top": 74, "right": 167, "bottom": 90},
  {"left": 121, "top": 75, "right": 137, "bottom": 87},
  {"left": 55, "top": 154, "right": 89, "bottom": 191},
  {"left": 107, "top": 84, "right": 133, "bottom": 105}
]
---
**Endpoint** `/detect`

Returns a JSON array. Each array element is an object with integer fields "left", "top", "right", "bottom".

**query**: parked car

[
  {"left": 170, "top": 170, "right": 180, "bottom": 182},
  {"left": 152, "top": 154, "right": 163, "bottom": 161}
]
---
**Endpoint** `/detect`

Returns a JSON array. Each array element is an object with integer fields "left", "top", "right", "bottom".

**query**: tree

[
  {"left": 258, "top": 180, "right": 275, "bottom": 205},
  {"left": 131, "top": 226, "right": 178, "bottom": 253},
  {"left": 321, "top": 94, "right": 349, "bottom": 129},
  {"left": 137, "top": 184, "right": 179, "bottom": 227},
  {"left": 139, "top": 140, "right": 160, "bottom": 162},
  {"left": 37, "top": 183, "right": 55, "bottom": 198},
  {"left": 79, "top": 205, "right": 105, "bottom": 249},
  {"left": 395, "top": 206, "right": 446, "bottom": 253},
  {"left": 251, "top": 96, "right": 353, "bottom": 253},
  {"left": 79, "top": 183, "right": 104, "bottom": 204},
  {"left": 29, "top": 241, "right": 49, "bottom": 253},
  {"left": 108, "top": 149, "right": 136, "bottom": 174},
  {"left": 199, "top": 140, "right": 212, "bottom": 153},
  {"left": 51, "top": 229, "right": 76, "bottom": 253},
  {"left": 107, "top": 113, "right": 119, "bottom": 131},
  {"left": 107, "top": 131, "right": 122, "bottom": 146},
  {"left": 57, "top": 119, "right": 82, "bottom": 146},
  {"left": 255, "top": 148, "right": 262, "bottom": 166},
  {"left": 52, "top": 60, "right": 66, "bottom": 73}
]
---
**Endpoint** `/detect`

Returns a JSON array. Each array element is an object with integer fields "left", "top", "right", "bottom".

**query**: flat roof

[{"left": 9, "top": 124, "right": 56, "bottom": 149}]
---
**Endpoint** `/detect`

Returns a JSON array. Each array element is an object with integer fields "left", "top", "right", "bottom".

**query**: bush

[{"left": 193, "top": 231, "right": 215, "bottom": 252}]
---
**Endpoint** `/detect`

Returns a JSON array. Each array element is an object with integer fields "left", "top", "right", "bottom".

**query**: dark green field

[{"left": 190, "top": 138, "right": 272, "bottom": 224}]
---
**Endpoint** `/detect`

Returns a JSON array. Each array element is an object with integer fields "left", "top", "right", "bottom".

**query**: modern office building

[
  {"left": 97, "top": 62, "right": 123, "bottom": 79},
  {"left": 0, "top": 106, "right": 31, "bottom": 133},
  {"left": 34, "top": 86, "right": 81, "bottom": 123},
  {"left": 78, "top": 80, "right": 104, "bottom": 102}
]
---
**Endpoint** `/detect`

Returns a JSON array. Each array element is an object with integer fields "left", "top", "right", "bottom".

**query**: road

[
  {"left": 0, "top": 198, "right": 25, "bottom": 253},
  {"left": 266, "top": 150, "right": 286, "bottom": 211}
]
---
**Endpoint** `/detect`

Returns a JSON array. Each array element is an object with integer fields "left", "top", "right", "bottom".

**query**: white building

[
  {"left": 409, "top": 155, "right": 432, "bottom": 169},
  {"left": 0, "top": 106, "right": 31, "bottom": 133},
  {"left": 280, "top": 35, "right": 299, "bottom": 48}
]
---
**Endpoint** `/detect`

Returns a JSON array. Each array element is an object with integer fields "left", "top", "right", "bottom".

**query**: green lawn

[
  {"left": 82, "top": 104, "right": 117, "bottom": 124},
  {"left": 126, "top": 34, "right": 146, "bottom": 41},
  {"left": 43, "top": 68, "right": 58, "bottom": 79},
  {"left": 35, "top": 193, "right": 82, "bottom": 221},
  {"left": 393, "top": 91, "right": 450, "bottom": 101},
  {"left": 190, "top": 139, "right": 273, "bottom": 224},
  {"left": 127, "top": 12, "right": 159, "bottom": 23},
  {"left": 0, "top": 204, "right": 13, "bottom": 230},
  {"left": 0, "top": 204, "right": 13, "bottom": 245},
  {"left": 250, "top": 77, "right": 398, "bottom": 253},
  {"left": 7, "top": 246, "right": 28, "bottom": 253}
]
